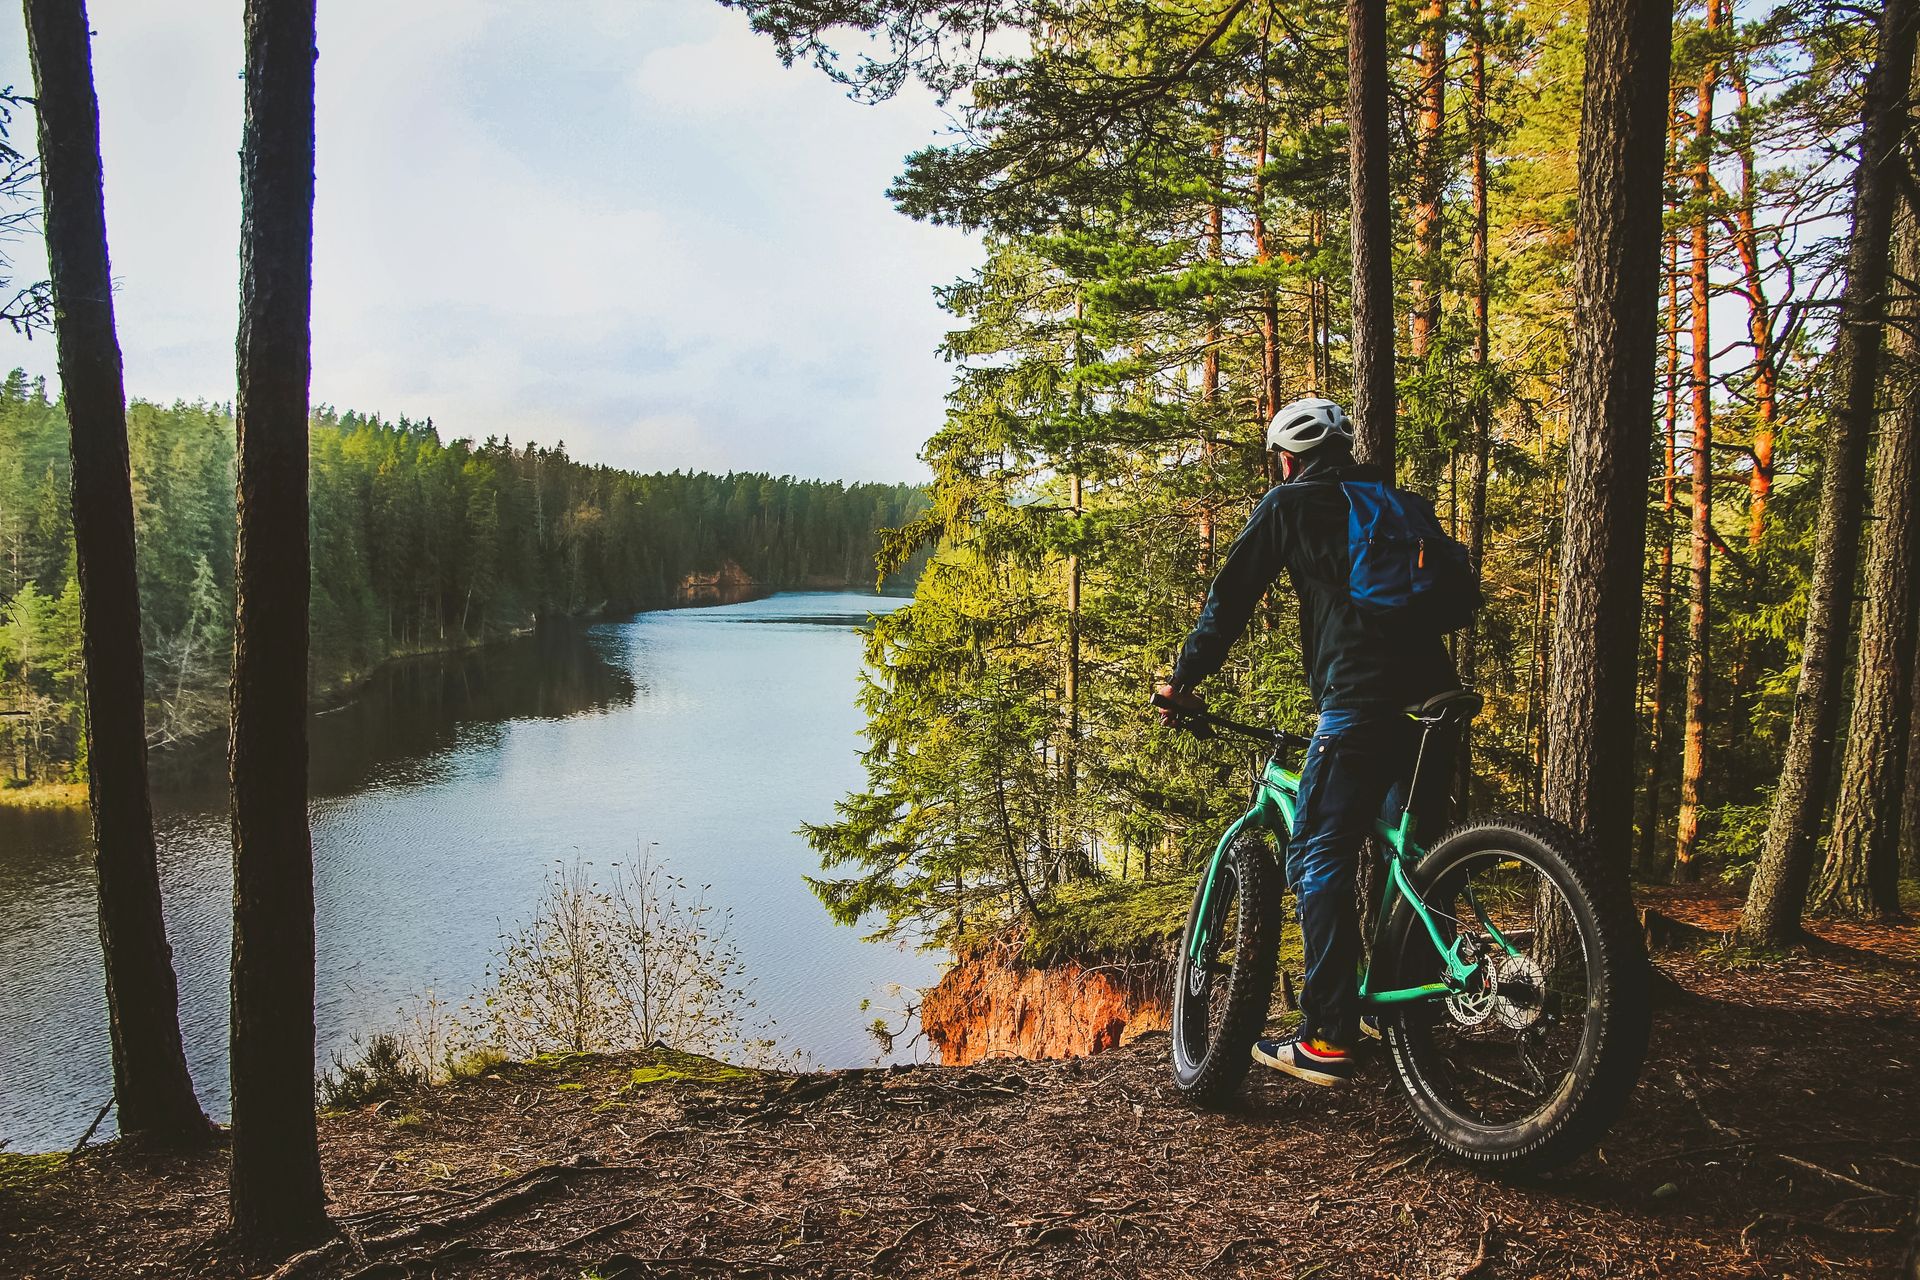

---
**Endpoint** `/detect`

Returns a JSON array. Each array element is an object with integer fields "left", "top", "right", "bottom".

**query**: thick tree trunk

[
  {"left": 1674, "top": 12, "right": 1719, "bottom": 880},
  {"left": 1739, "top": 0, "right": 1918, "bottom": 947},
  {"left": 1903, "top": 660, "right": 1920, "bottom": 879},
  {"left": 1540, "top": 0, "right": 1673, "bottom": 866},
  {"left": 1455, "top": 0, "right": 1492, "bottom": 809},
  {"left": 23, "top": 0, "right": 210, "bottom": 1147},
  {"left": 1819, "top": 182, "right": 1920, "bottom": 920},
  {"left": 1347, "top": 0, "right": 1395, "bottom": 469},
  {"left": 1642, "top": 228, "right": 1683, "bottom": 874},
  {"left": 228, "top": 0, "right": 329, "bottom": 1252}
]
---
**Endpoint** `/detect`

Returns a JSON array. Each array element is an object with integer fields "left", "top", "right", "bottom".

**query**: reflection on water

[{"left": 0, "top": 592, "right": 937, "bottom": 1152}]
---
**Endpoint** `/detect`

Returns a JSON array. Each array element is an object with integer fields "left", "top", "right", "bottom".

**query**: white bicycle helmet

[{"left": 1266, "top": 397, "right": 1355, "bottom": 455}]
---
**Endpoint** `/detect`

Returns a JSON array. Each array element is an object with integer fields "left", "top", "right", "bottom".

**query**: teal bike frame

[{"left": 1184, "top": 722, "right": 1521, "bottom": 1007}]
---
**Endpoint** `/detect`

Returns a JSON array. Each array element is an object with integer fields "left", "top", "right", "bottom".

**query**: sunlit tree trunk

[
  {"left": 23, "top": 0, "right": 211, "bottom": 1147},
  {"left": 1819, "top": 178, "right": 1920, "bottom": 921},
  {"left": 1674, "top": 0, "right": 1720, "bottom": 881},
  {"left": 1541, "top": 0, "right": 1673, "bottom": 867},
  {"left": 1641, "top": 224, "right": 1682, "bottom": 874},
  {"left": 1348, "top": 0, "right": 1395, "bottom": 469},
  {"left": 1726, "top": 56, "right": 1777, "bottom": 548},
  {"left": 1740, "top": 0, "right": 1918, "bottom": 947},
  {"left": 228, "top": 0, "right": 330, "bottom": 1251},
  {"left": 1410, "top": 0, "right": 1446, "bottom": 365}
]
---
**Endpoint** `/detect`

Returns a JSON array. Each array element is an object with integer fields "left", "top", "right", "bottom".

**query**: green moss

[
  {"left": 553, "top": 1082, "right": 585, "bottom": 1092},
  {"left": 1018, "top": 875, "right": 1201, "bottom": 965},
  {"left": 0, "top": 1152, "right": 67, "bottom": 1194},
  {"left": 624, "top": 1047, "right": 755, "bottom": 1090},
  {"left": 447, "top": 1048, "right": 508, "bottom": 1081}
]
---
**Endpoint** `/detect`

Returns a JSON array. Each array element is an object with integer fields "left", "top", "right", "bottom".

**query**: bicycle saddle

[{"left": 1405, "top": 688, "right": 1484, "bottom": 722}]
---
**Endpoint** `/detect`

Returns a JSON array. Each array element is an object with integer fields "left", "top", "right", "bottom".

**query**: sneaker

[{"left": 1251, "top": 1031, "right": 1355, "bottom": 1086}]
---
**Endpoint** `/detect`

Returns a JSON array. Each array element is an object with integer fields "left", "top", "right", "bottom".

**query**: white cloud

[{"left": 0, "top": 0, "right": 979, "bottom": 481}]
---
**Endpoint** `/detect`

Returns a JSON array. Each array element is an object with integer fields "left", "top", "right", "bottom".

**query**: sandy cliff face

[{"left": 919, "top": 947, "right": 1172, "bottom": 1066}]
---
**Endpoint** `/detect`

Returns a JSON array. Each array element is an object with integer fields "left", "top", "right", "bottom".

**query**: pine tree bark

[
  {"left": 228, "top": 0, "right": 330, "bottom": 1251},
  {"left": 1819, "top": 180, "right": 1920, "bottom": 920},
  {"left": 1455, "top": 0, "right": 1492, "bottom": 809},
  {"left": 1410, "top": 0, "right": 1446, "bottom": 365},
  {"left": 1540, "top": 0, "right": 1673, "bottom": 864},
  {"left": 1739, "top": 0, "right": 1918, "bottom": 947},
  {"left": 1253, "top": 13, "right": 1281, "bottom": 433},
  {"left": 23, "top": 0, "right": 211, "bottom": 1147},
  {"left": 1903, "top": 662, "right": 1920, "bottom": 879},
  {"left": 1726, "top": 56, "right": 1778, "bottom": 547},
  {"left": 1641, "top": 226, "right": 1682, "bottom": 874},
  {"left": 1348, "top": 0, "right": 1396, "bottom": 469},
  {"left": 1674, "top": 6, "right": 1720, "bottom": 881}
]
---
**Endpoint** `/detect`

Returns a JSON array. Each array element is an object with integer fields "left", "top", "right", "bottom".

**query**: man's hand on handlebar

[{"left": 1153, "top": 681, "right": 1205, "bottom": 726}]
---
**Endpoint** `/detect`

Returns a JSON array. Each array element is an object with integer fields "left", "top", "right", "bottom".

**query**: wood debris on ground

[{"left": 2, "top": 889, "right": 1915, "bottom": 1279}]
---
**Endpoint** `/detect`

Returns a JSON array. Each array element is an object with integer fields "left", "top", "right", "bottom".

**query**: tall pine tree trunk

[
  {"left": 1739, "top": 0, "right": 1918, "bottom": 947},
  {"left": 1674, "top": 6, "right": 1719, "bottom": 880},
  {"left": 1455, "top": 0, "right": 1492, "bottom": 808},
  {"left": 23, "top": 0, "right": 211, "bottom": 1147},
  {"left": 1541, "top": 0, "right": 1673, "bottom": 864},
  {"left": 1727, "top": 56, "right": 1778, "bottom": 547},
  {"left": 1410, "top": 0, "right": 1446, "bottom": 363},
  {"left": 1348, "top": 0, "right": 1395, "bottom": 469},
  {"left": 1818, "top": 175, "right": 1920, "bottom": 921},
  {"left": 228, "top": 0, "right": 329, "bottom": 1251},
  {"left": 1904, "top": 652, "right": 1920, "bottom": 879},
  {"left": 1642, "top": 226, "right": 1682, "bottom": 873},
  {"left": 1253, "top": 12, "right": 1281, "bottom": 440}
]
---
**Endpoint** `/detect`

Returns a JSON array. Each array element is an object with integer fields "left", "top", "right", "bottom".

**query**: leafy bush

[{"left": 317, "top": 1032, "right": 424, "bottom": 1109}]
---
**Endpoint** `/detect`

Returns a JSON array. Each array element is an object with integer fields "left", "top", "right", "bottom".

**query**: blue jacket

[{"left": 1172, "top": 460, "right": 1459, "bottom": 712}]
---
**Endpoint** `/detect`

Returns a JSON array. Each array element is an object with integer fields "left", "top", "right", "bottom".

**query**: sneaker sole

[{"left": 1251, "top": 1043, "right": 1349, "bottom": 1087}]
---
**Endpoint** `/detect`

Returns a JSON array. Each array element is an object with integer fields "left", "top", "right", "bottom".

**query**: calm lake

[{"left": 0, "top": 591, "right": 940, "bottom": 1153}]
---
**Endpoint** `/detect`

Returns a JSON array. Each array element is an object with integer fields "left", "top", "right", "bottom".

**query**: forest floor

[{"left": 3, "top": 887, "right": 1917, "bottom": 1280}]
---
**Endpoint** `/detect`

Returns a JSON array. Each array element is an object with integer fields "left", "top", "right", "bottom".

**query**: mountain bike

[{"left": 1155, "top": 689, "right": 1650, "bottom": 1171}]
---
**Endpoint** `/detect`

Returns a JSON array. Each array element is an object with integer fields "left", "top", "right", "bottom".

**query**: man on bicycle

[{"left": 1155, "top": 397, "right": 1460, "bottom": 1087}]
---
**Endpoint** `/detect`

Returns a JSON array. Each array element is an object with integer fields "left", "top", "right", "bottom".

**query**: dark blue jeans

[{"left": 1286, "top": 708, "right": 1448, "bottom": 1046}]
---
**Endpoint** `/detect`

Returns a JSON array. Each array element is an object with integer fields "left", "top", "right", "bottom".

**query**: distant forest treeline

[{"left": 0, "top": 370, "right": 926, "bottom": 786}]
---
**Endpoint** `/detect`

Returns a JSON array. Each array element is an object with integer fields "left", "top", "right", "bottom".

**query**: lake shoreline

[{"left": 0, "top": 582, "right": 908, "bottom": 812}]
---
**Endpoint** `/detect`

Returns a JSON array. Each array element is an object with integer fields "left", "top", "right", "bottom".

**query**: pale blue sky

[{"left": 0, "top": 1, "right": 980, "bottom": 481}]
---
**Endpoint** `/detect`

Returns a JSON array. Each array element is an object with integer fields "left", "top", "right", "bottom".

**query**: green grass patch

[{"left": 0, "top": 1152, "right": 67, "bottom": 1194}]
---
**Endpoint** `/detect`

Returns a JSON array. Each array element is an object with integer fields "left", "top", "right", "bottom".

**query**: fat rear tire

[{"left": 1380, "top": 814, "right": 1650, "bottom": 1173}]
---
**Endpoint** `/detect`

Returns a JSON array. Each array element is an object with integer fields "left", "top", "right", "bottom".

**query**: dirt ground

[{"left": 3, "top": 889, "right": 1918, "bottom": 1280}]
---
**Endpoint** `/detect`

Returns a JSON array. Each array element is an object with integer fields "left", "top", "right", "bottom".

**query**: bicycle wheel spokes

[{"left": 1403, "top": 850, "right": 1592, "bottom": 1130}]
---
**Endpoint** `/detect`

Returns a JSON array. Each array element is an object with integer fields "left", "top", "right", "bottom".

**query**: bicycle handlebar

[{"left": 1151, "top": 691, "right": 1311, "bottom": 752}]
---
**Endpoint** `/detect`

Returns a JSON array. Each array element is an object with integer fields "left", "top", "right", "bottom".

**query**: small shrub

[{"left": 317, "top": 1032, "right": 424, "bottom": 1109}]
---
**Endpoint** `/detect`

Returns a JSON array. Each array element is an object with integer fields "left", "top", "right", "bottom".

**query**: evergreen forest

[
  {"left": 785, "top": 0, "right": 1920, "bottom": 946},
  {"left": 0, "top": 372, "right": 925, "bottom": 787}
]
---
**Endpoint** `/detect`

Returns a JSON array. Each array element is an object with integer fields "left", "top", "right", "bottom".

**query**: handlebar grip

[{"left": 1151, "top": 690, "right": 1180, "bottom": 710}]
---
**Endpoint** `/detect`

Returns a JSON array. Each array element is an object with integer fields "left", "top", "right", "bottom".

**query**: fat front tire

[
  {"left": 1379, "top": 814, "right": 1650, "bottom": 1173},
  {"left": 1170, "top": 834, "right": 1281, "bottom": 1106}
]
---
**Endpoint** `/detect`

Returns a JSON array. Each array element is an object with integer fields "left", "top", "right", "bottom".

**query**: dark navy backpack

[{"left": 1341, "top": 481, "right": 1482, "bottom": 633}]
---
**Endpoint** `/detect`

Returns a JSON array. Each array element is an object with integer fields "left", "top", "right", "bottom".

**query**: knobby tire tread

[
  {"left": 1172, "top": 836, "right": 1281, "bottom": 1107},
  {"left": 1382, "top": 812, "right": 1651, "bottom": 1173}
]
